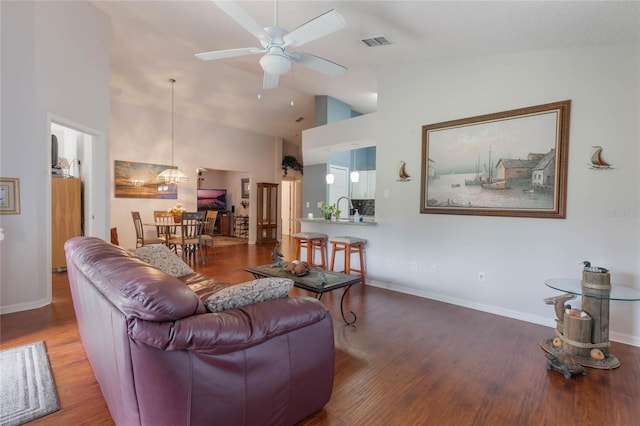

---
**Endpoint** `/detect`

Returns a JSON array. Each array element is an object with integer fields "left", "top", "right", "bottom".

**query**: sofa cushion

[
  {"left": 204, "top": 278, "right": 294, "bottom": 313},
  {"left": 179, "top": 273, "right": 232, "bottom": 315},
  {"left": 130, "top": 245, "right": 194, "bottom": 277}
]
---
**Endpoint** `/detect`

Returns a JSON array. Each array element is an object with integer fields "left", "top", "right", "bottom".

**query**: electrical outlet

[
  {"left": 430, "top": 265, "right": 437, "bottom": 274},
  {"left": 411, "top": 262, "right": 418, "bottom": 273},
  {"left": 385, "top": 258, "right": 392, "bottom": 268},
  {"left": 317, "top": 201, "right": 322, "bottom": 208},
  {"left": 478, "top": 272, "right": 486, "bottom": 282},
  {"left": 306, "top": 202, "right": 310, "bottom": 208}
]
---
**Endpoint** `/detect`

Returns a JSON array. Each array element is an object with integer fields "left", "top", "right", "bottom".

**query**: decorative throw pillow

[
  {"left": 130, "top": 245, "right": 194, "bottom": 278},
  {"left": 204, "top": 278, "right": 293, "bottom": 313}
]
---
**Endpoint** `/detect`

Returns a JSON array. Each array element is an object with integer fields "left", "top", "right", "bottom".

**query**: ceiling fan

[{"left": 195, "top": 0, "right": 348, "bottom": 89}]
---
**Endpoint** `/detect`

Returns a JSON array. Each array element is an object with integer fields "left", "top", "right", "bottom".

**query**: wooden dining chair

[
  {"left": 153, "top": 210, "right": 178, "bottom": 242},
  {"left": 200, "top": 210, "right": 218, "bottom": 259},
  {"left": 131, "top": 211, "right": 165, "bottom": 248},
  {"left": 168, "top": 211, "right": 206, "bottom": 265}
]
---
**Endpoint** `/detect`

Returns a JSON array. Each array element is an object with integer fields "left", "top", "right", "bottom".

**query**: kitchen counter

[{"left": 292, "top": 217, "right": 377, "bottom": 226}]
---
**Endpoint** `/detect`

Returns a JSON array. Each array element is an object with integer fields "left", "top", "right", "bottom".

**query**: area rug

[
  {"left": 213, "top": 236, "right": 248, "bottom": 247},
  {"left": 0, "top": 341, "right": 60, "bottom": 426}
]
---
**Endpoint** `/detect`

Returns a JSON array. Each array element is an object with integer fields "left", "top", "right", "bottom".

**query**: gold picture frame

[
  {"left": 0, "top": 178, "right": 21, "bottom": 214},
  {"left": 420, "top": 100, "right": 571, "bottom": 219}
]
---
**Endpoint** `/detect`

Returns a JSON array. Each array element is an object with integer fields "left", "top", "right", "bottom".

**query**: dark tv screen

[{"left": 197, "top": 189, "right": 227, "bottom": 211}]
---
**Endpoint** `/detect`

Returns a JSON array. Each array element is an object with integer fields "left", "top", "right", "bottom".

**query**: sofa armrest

[{"left": 128, "top": 296, "right": 330, "bottom": 354}]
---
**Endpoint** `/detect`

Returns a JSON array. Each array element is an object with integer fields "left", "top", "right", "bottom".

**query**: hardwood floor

[{"left": 1, "top": 237, "right": 639, "bottom": 425}]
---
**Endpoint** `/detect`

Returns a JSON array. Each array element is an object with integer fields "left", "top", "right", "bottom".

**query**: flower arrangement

[
  {"left": 320, "top": 201, "right": 341, "bottom": 220},
  {"left": 168, "top": 202, "right": 186, "bottom": 217}
]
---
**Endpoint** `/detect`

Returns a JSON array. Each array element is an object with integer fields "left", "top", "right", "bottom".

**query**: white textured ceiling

[{"left": 92, "top": 1, "right": 640, "bottom": 146}]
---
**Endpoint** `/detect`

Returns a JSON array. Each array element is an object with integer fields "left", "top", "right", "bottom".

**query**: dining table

[{"left": 143, "top": 221, "right": 203, "bottom": 246}]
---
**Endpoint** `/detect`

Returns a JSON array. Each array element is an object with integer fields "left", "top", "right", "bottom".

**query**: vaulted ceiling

[{"left": 93, "top": 1, "right": 640, "bottom": 145}]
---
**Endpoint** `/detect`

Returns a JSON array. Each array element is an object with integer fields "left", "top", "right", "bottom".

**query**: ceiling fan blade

[
  {"left": 283, "top": 9, "right": 347, "bottom": 48},
  {"left": 195, "top": 47, "right": 264, "bottom": 61},
  {"left": 263, "top": 73, "right": 280, "bottom": 90},
  {"left": 213, "top": 0, "right": 269, "bottom": 43},
  {"left": 291, "top": 52, "right": 346, "bottom": 78}
]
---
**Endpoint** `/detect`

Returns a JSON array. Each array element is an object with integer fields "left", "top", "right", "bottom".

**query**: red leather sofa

[{"left": 65, "top": 237, "right": 334, "bottom": 425}]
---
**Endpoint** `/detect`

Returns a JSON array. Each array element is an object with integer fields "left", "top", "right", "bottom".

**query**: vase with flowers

[{"left": 168, "top": 203, "right": 186, "bottom": 222}]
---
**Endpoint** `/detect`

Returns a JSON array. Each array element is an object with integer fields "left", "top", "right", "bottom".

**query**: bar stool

[
  {"left": 293, "top": 232, "right": 328, "bottom": 268},
  {"left": 329, "top": 236, "right": 367, "bottom": 285}
]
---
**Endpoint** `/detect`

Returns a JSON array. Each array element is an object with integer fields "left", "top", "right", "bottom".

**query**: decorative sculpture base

[
  {"left": 544, "top": 353, "right": 586, "bottom": 379},
  {"left": 539, "top": 338, "right": 620, "bottom": 369}
]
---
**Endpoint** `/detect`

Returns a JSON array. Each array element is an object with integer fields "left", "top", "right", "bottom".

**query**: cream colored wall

[
  {"left": 0, "top": 1, "right": 110, "bottom": 313},
  {"left": 109, "top": 101, "right": 281, "bottom": 247},
  {"left": 302, "top": 44, "right": 640, "bottom": 345}
]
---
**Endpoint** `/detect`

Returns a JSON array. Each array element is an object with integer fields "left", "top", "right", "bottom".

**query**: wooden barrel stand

[{"left": 581, "top": 271, "right": 611, "bottom": 355}]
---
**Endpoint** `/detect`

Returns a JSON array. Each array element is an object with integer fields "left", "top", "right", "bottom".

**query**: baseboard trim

[
  {"left": 366, "top": 278, "right": 639, "bottom": 348},
  {"left": 0, "top": 297, "right": 51, "bottom": 315}
]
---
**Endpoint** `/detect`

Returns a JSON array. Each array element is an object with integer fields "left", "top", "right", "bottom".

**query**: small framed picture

[
  {"left": 0, "top": 178, "right": 21, "bottom": 214},
  {"left": 241, "top": 178, "right": 250, "bottom": 198}
]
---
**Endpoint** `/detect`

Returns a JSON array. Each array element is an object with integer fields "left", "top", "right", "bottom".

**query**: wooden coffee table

[{"left": 246, "top": 264, "right": 361, "bottom": 325}]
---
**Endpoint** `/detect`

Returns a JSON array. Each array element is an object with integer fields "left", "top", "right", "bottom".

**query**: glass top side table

[
  {"left": 545, "top": 278, "right": 640, "bottom": 301},
  {"left": 541, "top": 277, "right": 640, "bottom": 372}
]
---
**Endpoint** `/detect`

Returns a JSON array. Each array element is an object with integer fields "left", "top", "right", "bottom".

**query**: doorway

[
  {"left": 51, "top": 123, "right": 93, "bottom": 236},
  {"left": 48, "top": 115, "right": 107, "bottom": 301},
  {"left": 281, "top": 179, "right": 301, "bottom": 236}
]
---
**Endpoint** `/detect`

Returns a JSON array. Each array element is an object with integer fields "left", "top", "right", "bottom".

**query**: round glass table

[
  {"left": 541, "top": 278, "right": 640, "bottom": 373},
  {"left": 545, "top": 278, "right": 640, "bottom": 301}
]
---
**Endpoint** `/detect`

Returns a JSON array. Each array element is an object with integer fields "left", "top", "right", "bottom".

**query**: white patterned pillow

[
  {"left": 204, "top": 278, "right": 293, "bottom": 313},
  {"left": 130, "top": 245, "right": 194, "bottom": 278}
]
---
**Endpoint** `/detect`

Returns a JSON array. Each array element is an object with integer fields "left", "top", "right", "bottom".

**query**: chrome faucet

[{"left": 336, "top": 196, "right": 353, "bottom": 217}]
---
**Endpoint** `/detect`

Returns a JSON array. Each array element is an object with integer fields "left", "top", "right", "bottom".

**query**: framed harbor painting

[
  {"left": 114, "top": 160, "right": 178, "bottom": 199},
  {"left": 420, "top": 100, "right": 570, "bottom": 218}
]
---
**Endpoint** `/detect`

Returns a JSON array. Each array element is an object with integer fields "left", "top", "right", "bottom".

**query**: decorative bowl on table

[{"left": 282, "top": 260, "right": 310, "bottom": 277}]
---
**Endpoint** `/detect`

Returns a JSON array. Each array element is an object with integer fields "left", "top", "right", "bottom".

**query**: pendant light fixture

[{"left": 157, "top": 78, "right": 189, "bottom": 184}]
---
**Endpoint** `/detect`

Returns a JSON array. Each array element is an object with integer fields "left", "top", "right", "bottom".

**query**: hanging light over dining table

[{"left": 157, "top": 78, "right": 189, "bottom": 184}]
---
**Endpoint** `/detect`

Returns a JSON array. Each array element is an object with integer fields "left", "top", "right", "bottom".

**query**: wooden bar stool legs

[
  {"left": 329, "top": 237, "right": 367, "bottom": 285},
  {"left": 293, "top": 232, "right": 328, "bottom": 268}
]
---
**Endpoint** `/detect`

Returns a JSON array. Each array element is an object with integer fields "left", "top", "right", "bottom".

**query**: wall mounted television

[{"left": 197, "top": 189, "right": 227, "bottom": 211}]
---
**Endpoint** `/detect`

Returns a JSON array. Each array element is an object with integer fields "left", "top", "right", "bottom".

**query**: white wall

[
  {"left": 110, "top": 101, "right": 282, "bottom": 247},
  {"left": 0, "top": 1, "right": 110, "bottom": 313},
  {"left": 302, "top": 44, "right": 640, "bottom": 345}
]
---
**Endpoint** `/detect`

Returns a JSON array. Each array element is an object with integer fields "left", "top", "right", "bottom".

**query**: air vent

[
  {"left": 361, "top": 35, "right": 393, "bottom": 47},
  {"left": 295, "top": 117, "right": 304, "bottom": 123}
]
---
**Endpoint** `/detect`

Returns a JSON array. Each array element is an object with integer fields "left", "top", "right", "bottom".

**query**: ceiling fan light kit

[
  {"left": 259, "top": 50, "right": 291, "bottom": 76},
  {"left": 196, "top": 0, "right": 347, "bottom": 89}
]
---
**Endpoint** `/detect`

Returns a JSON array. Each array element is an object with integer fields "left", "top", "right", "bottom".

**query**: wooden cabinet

[
  {"left": 220, "top": 211, "right": 233, "bottom": 236},
  {"left": 256, "top": 182, "right": 278, "bottom": 243},
  {"left": 52, "top": 177, "right": 81, "bottom": 270}
]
